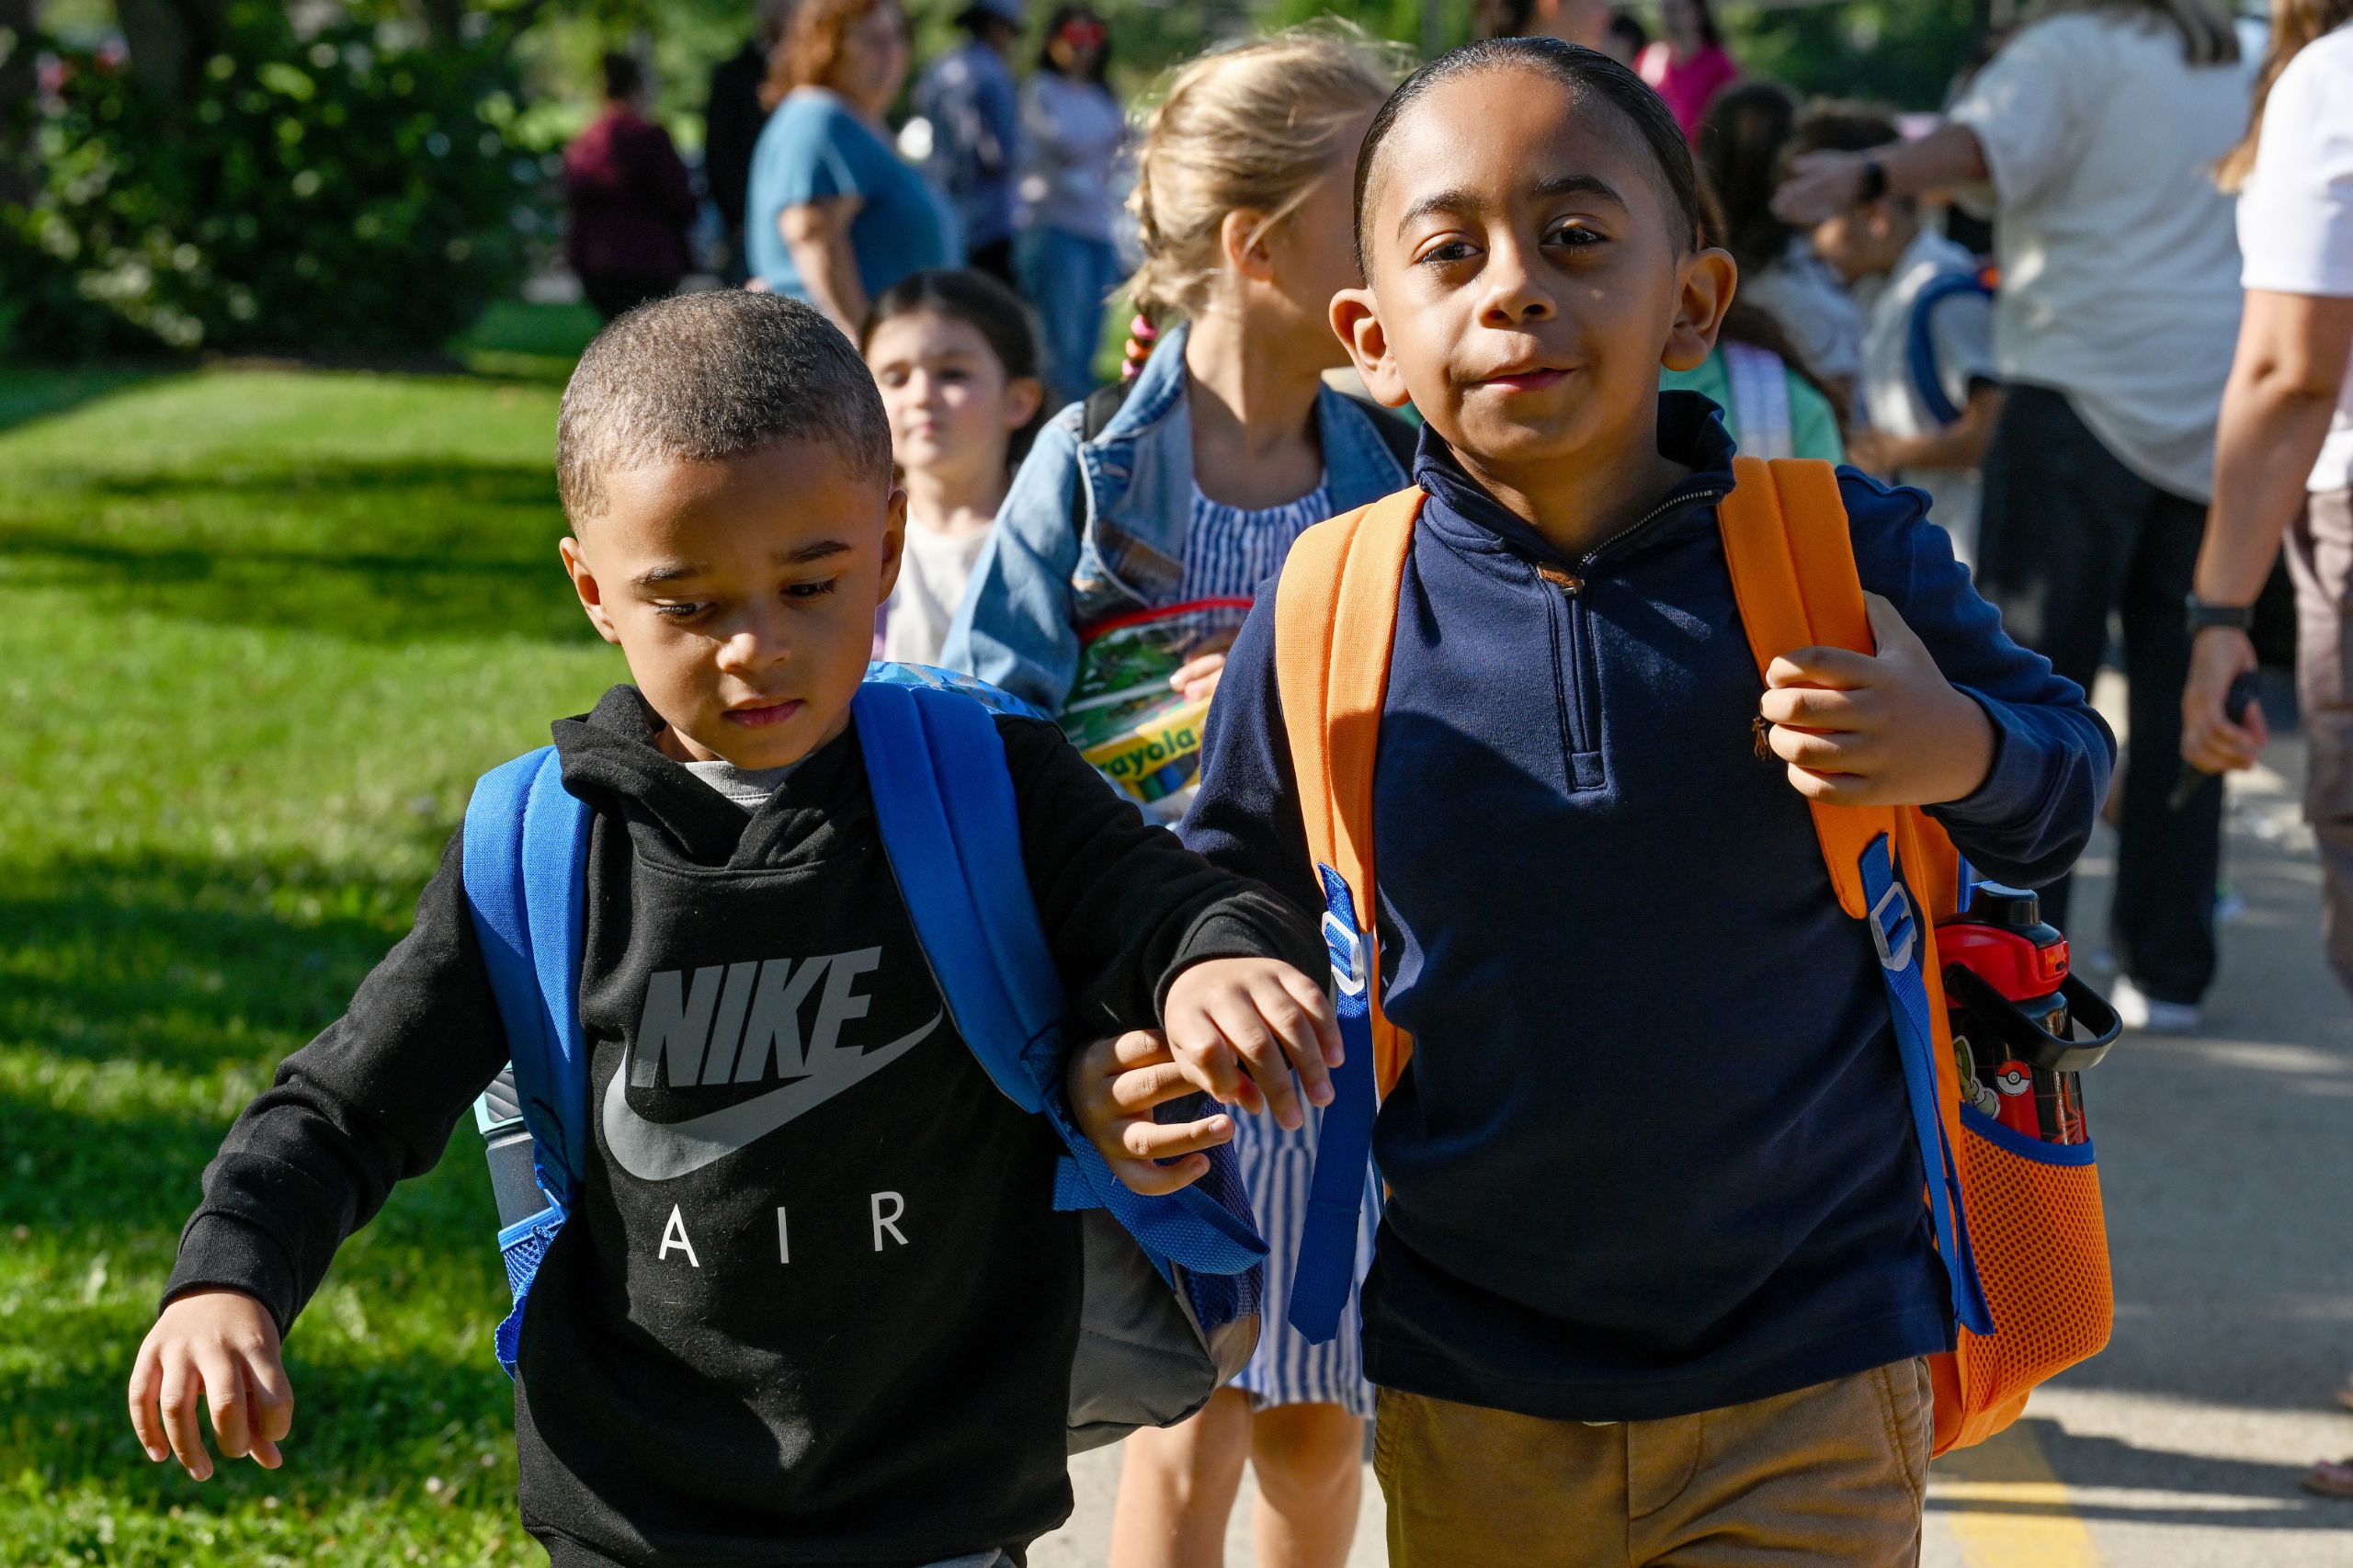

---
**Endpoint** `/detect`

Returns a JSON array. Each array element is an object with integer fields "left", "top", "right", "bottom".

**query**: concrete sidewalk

[{"left": 1038, "top": 712, "right": 2353, "bottom": 1566}]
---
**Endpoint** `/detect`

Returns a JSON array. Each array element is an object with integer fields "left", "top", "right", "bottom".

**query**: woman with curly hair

[{"left": 746, "top": 0, "right": 951, "bottom": 333}]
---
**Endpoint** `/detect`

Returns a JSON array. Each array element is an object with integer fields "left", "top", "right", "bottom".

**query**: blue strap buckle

[
  {"left": 1323, "top": 910, "right": 1367, "bottom": 997},
  {"left": 1869, "top": 879, "right": 1916, "bottom": 971}
]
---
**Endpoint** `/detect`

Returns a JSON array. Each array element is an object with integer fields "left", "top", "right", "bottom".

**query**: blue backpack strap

[
  {"left": 1905, "top": 271, "right": 1993, "bottom": 429},
  {"left": 853, "top": 678, "right": 1266, "bottom": 1281},
  {"left": 1860, "top": 834, "right": 1995, "bottom": 1337},
  {"left": 1286, "top": 866, "right": 1381, "bottom": 1344},
  {"left": 462, "top": 745, "right": 593, "bottom": 1375}
]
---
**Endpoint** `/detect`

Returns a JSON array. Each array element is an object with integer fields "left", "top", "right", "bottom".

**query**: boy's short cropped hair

[{"left": 556, "top": 290, "right": 893, "bottom": 524}]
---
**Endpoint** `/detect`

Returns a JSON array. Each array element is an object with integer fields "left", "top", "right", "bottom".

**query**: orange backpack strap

[
  {"left": 1272, "top": 487, "right": 1422, "bottom": 1093},
  {"left": 1715, "top": 457, "right": 1895, "bottom": 918},
  {"left": 1268, "top": 485, "right": 1421, "bottom": 1346},
  {"left": 1716, "top": 457, "right": 1993, "bottom": 1341}
]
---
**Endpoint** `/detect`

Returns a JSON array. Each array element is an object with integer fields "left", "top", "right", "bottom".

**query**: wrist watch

[
  {"left": 2185, "top": 594, "right": 2255, "bottom": 635},
  {"left": 1857, "top": 158, "right": 1889, "bottom": 204}
]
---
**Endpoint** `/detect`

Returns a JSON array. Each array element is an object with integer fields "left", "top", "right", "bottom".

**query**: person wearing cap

[{"left": 915, "top": 0, "right": 1026, "bottom": 282}]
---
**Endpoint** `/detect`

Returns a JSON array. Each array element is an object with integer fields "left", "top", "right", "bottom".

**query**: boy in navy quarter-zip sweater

[{"left": 1159, "top": 40, "right": 2113, "bottom": 1567}]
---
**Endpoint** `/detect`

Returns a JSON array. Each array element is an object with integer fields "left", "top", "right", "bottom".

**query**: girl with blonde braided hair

[{"left": 942, "top": 26, "right": 1408, "bottom": 1565}]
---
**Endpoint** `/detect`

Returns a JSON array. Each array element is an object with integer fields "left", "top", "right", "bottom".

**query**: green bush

[{"left": 0, "top": 9, "right": 547, "bottom": 358}]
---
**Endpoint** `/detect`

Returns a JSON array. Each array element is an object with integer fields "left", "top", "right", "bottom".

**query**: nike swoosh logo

[{"left": 601, "top": 1012, "right": 942, "bottom": 1181}]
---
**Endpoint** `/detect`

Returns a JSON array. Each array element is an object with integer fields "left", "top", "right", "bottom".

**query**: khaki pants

[
  {"left": 1374, "top": 1359, "right": 1932, "bottom": 1567},
  {"left": 2288, "top": 488, "right": 2353, "bottom": 1004}
]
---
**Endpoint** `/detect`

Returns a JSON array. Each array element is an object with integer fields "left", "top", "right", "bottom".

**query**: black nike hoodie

[{"left": 165, "top": 686, "right": 1324, "bottom": 1567}]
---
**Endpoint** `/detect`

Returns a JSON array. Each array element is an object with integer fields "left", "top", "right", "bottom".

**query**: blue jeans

[{"left": 1017, "top": 225, "right": 1123, "bottom": 414}]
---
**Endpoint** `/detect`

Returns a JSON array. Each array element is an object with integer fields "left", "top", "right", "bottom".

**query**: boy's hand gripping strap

[
  {"left": 1717, "top": 457, "right": 1990, "bottom": 1335},
  {"left": 1272, "top": 488, "right": 1422, "bottom": 1345},
  {"left": 853, "top": 679, "right": 1264, "bottom": 1281}
]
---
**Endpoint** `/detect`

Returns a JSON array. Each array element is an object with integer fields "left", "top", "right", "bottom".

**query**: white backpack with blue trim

[{"left": 461, "top": 663, "right": 1264, "bottom": 1450}]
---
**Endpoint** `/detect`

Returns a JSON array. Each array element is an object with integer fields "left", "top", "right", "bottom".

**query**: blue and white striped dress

[{"left": 1183, "top": 479, "right": 1379, "bottom": 1419}]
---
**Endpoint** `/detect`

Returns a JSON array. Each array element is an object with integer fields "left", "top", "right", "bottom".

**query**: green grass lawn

[{"left": 0, "top": 302, "right": 627, "bottom": 1563}]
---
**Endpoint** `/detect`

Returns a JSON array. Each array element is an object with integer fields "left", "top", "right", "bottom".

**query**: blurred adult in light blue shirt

[{"left": 747, "top": 0, "right": 952, "bottom": 335}]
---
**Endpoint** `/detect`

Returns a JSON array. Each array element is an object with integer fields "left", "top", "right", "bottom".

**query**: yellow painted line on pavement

[{"left": 1931, "top": 1419, "right": 2102, "bottom": 1568}]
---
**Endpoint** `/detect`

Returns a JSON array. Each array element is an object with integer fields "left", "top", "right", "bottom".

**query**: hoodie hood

[{"left": 551, "top": 684, "right": 872, "bottom": 872}]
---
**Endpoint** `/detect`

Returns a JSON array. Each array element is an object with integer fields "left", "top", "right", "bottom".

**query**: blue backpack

[
  {"left": 460, "top": 663, "right": 1265, "bottom": 1449},
  {"left": 1905, "top": 269, "right": 1997, "bottom": 429}
]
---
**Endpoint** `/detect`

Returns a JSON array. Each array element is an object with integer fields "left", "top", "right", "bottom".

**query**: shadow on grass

[
  {"left": 0, "top": 844, "right": 528, "bottom": 1504},
  {"left": 0, "top": 846, "right": 462, "bottom": 1228},
  {"left": 0, "top": 457, "right": 596, "bottom": 642},
  {"left": 1, "top": 846, "right": 444, "bottom": 1060},
  {"left": 0, "top": 362, "right": 187, "bottom": 434},
  {"left": 4, "top": 1324, "right": 521, "bottom": 1506},
  {"left": 449, "top": 298, "right": 603, "bottom": 387}
]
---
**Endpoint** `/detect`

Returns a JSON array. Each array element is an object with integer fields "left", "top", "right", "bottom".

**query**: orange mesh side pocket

[{"left": 1929, "top": 1108, "right": 2112, "bottom": 1454}]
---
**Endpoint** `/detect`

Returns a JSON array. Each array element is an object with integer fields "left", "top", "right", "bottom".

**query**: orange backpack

[{"left": 1269, "top": 456, "right": 2112, "bottom": 1455}]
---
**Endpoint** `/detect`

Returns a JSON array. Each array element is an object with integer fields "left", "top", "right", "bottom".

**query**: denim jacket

[{"left": 941, "top": 322, "right": 1415, "bottom": 712}]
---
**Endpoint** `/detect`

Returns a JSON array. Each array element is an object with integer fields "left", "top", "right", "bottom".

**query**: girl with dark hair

[
  {"left": 1660, "top": 131, "right": 1849, "bottom": 461},
  {"left": 861, "top": 268, "right": 1048, "bottom": 665},
  {"left": 1016, "top": 6, "right": 1128, "bottom": 408},
  {"left": 1637, "top": 0, "right": 1737, "bottom": 139},
  {"left": 1697, "top": 81, "right": 1866, "bottom": 403}
]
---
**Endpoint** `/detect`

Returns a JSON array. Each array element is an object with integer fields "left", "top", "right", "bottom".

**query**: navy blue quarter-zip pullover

[{"left": 1182, "top": 395, "right": 2114, "bottom": 1423}]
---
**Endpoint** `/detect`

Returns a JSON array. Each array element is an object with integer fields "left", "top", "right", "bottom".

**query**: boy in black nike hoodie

[{"left": 127, "top": 293, "right": 1336, "bottom": 1568}]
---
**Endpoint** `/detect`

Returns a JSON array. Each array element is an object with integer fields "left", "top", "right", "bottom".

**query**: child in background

[
  {"left": 1793, "top": 102, "right": 2003, "bottom": 565},
  {"left": 949, "top": 25, "right": 1407, "bottom": 1568},
  {"left": 1663, "top": 181, "right": 1847, "bottom": 461},
  {"left": 125, "top": 292, "right": 1336, "bottom": 1568},
  {"left": 1662, "top": 298, "right": 1847, "bottom": 460},
  {"left": 1636, "top": 0, "right": 1738, "bottom": 139},
  {"left": 863, "top": 267, "right": 1047, "bottom": 665},
  {"left": 1176, "top": 39, "right": 2111, "bottom": 1563},
  {"left": 1699, "top": 80, "right": 1868, "bottom": 407}
]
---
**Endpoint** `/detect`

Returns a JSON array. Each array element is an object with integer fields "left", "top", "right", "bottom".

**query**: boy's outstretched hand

[
  {"left": 1068, "top": 1029, "right": 1240, "bottom": 1195},
  {"left": 1162, "top": 957, "right": 1341, "bottom": 1131},
  {"left": 1760, "top": 593, "right": 1997, "bottom": 809},
  {"left": 129, "top": 1288, "right": 294, "bottom": 1481}
]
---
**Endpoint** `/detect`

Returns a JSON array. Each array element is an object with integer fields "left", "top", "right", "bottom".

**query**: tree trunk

[
  {"left": 0, "top": 0, "right": 35, "bottom": 204},
  {"left": 418, "top": 0, "right": 466, "bottom": 43},
  {"left": 116, "top": 0, "right": 228, "bottom": 102}
]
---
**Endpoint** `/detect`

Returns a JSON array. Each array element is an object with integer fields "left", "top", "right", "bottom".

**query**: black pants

[
  {"left": 1975, "top": 382, "right": 2220, "bottom": 1003},
  {"left": 966, "top": 236, "right": 1016, "bottom": 286},
  {"left": 580, "top": 270, "right": 681, "bottom": 323}
]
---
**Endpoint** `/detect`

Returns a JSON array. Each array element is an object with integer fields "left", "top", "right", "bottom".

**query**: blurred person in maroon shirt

[{"left": 565, "top": 53, "right": 699, "bottom": 321}]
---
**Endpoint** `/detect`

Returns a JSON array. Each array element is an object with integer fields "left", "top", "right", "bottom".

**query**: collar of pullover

[
  {"left": 550, "top": 684, "right": 867, "bottom": 869},
  {"left": 1409, "top": 392, "right": 1741, "bottom": 573}
]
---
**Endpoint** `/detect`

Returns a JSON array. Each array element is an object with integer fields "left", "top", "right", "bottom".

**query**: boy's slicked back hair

[
  {"left": 557, "top": 291, "right": 892, "bottom": 524},
  {"left": 1352, "top": 38, "right": 1702, "bottom": 276}
]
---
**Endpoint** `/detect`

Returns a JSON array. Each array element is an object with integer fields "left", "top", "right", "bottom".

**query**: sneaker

[{"left": 2110, "top": 975, "right": 2201, "bottom": 1034}]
